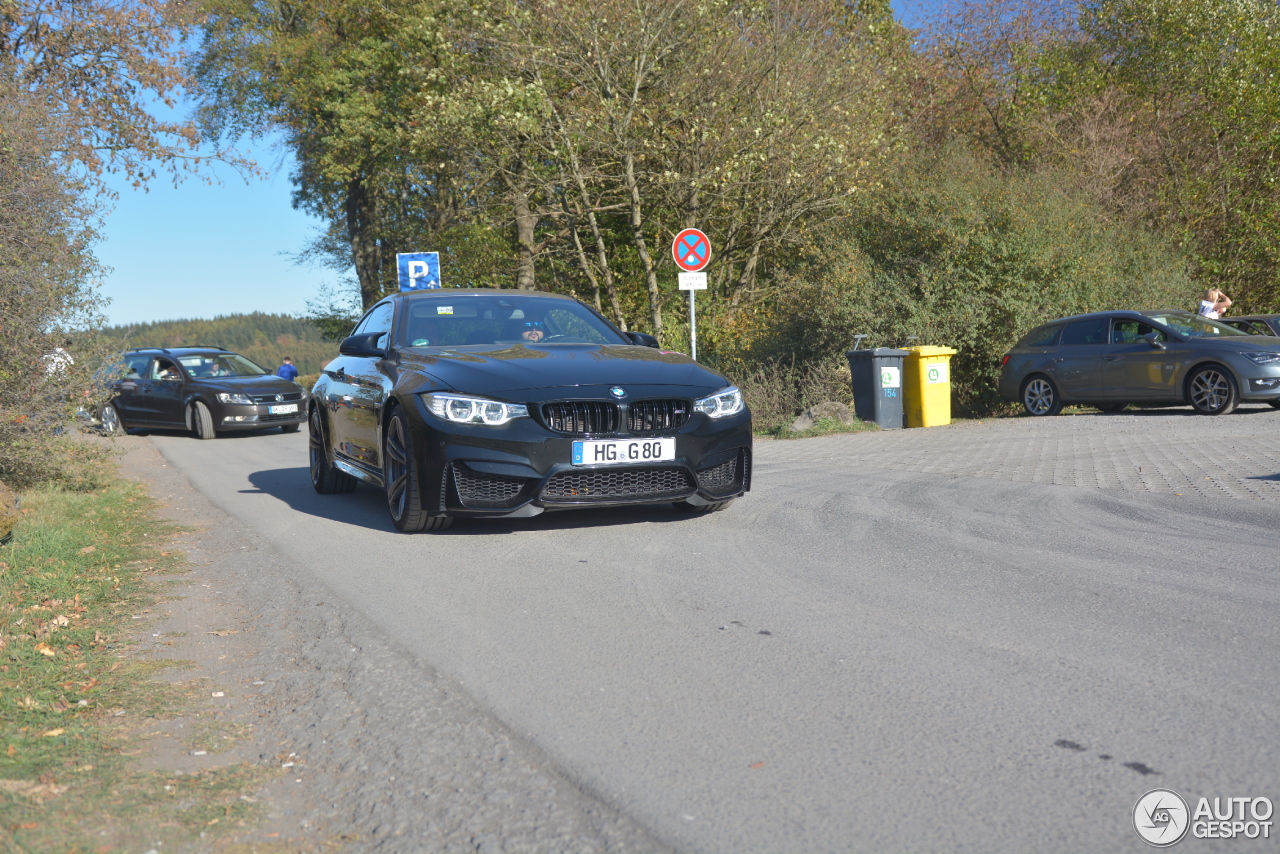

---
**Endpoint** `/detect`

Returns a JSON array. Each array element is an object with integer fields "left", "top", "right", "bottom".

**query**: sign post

[
  {"left": 396, "top": 252, "right": 441, "bottom": 291},
  {"left": 672, "top": 228, "right": 711, "bottom": 360}
]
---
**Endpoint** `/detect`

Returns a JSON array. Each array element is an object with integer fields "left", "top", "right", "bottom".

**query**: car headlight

[
  {"left": 216, "top": 393, "right": 254, "bottom": 404},
  {"left": 694, "top": 386, "right": 745, "bottom": 418},
  {"left": 1241, "top": 351, "right": 1280, "bottom": 365},
  {"left": 422, "top": 392, "right": 529, "bottom": 425}
]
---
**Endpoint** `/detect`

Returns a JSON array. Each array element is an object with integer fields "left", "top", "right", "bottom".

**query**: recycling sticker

[
  {"left": 880, "top": 367, "right": 901, "bottom": 388},
  {"left": 926, "top": 363, "right": 949, "bottom": 384}
]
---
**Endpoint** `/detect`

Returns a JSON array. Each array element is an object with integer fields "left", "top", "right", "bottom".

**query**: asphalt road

[{"left": 146, "top": 408, "right": 1280, "bottom": 852}]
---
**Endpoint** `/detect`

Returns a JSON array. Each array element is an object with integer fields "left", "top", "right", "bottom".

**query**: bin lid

[
  {"left": 846, "top": 347, "right": 909, "bottom": 358},
  {"left": 904, "top": 346, "right": 957, "bottom": 357}
]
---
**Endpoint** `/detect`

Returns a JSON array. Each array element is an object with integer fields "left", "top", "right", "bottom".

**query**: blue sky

[{"left": 96, "top": 0, "right": 934, "bottom": 327}]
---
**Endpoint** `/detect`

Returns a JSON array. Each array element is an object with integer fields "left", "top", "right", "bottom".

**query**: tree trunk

[
  {"left": 346, "top": 174, "right": 381, "bottom": 309},
  {"left": 624, "top": 153, "right": 662, "bottom": 334},
  {"left": 504, "top": 163, "right": 539, "bottom": 291}
]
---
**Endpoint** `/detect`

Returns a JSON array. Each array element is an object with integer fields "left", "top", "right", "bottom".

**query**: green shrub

[{"left": 741, "top": 145, "right": 1193, "bottom": 413}]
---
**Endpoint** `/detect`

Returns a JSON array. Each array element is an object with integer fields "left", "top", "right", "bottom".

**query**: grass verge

[
  {"left": 0, "top": 478, "right": 274, "bottom": 852},
  {"left": 754, "top": 417, "right": 879, "bottom": 440}
]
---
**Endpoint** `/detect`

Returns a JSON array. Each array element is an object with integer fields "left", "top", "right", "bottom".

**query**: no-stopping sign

[{"left": 672, "top": 228, "right": 711, "bottom": 272}]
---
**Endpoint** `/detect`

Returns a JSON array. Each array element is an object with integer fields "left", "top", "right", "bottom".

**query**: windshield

[
  {"left": 178, "top": 354, "right": 269, "bottom": 377},
  {"left": 400, "top": 295, "right": 630, "bottom": 347},
  {"left": 1142, "top": 313, "right": 1250, "bottom": 338}
]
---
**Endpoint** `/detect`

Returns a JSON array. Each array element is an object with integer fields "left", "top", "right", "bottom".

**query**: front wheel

[
  {"left": 384, "top": 409, "right": 451, "bottom": 533},
  {"left": 1021, "top": 375, "right": 1063, "bottom": 417},
  {"left": 1269, "top": 400, "right": 1280, "bottom": 410},
  {"left": 192, "top": 401, "right": 217, "bottom": 439},
  {"left": 1187, "top": 365, "right": 1238, "bottom": 415},
  {"left": 100, "top": 402, "right": 123, "bottom": 435},
  {"left": 280, "top": 423, "right": 301, "bottom": 433},
  {"left": 309, "top": 408, "right": 357, "bottom": 494}
]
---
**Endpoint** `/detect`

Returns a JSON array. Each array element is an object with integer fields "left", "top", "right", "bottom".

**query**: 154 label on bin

[
  {"left": 880, "top": 367, "right": 900, "bottom": 388},
  {"left": 926, "top": 364, "right": 948, "bottom": 384}
]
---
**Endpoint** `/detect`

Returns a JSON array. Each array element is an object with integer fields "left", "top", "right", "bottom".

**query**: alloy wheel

[
  {"left": 100, "top": 404, "right": 119, "bottom": 434},
  {"left": 1190, "top": 368, "right": 1232, "bottom": 413},
  {"left": 309, "top": 409, "right": 326, "bottom": 486},
  {"left": 385, "top": 415, "right": 410, "bottom": 522},
  {"left": 1024, "top": 378, "right": 1056, "bottom": 415}
]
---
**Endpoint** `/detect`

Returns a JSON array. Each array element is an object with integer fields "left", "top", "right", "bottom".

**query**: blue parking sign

[{"left": 397, "top": 252, "right": 441, "bottom": 291}]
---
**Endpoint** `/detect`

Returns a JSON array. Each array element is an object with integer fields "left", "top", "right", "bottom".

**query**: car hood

[
  {"left": 399, "top": 343, "right": 729, "bottom": 396},
  {"left": 1188, "top": 334, "right": 1280, "bottom": 350},
  {"left": 196, "top": 375, "right": 304, "bottom": 395}
]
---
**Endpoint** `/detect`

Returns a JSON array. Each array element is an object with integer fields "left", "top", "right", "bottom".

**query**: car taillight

[{"left": 1000, "top": 355, "right": 1010, "bottom": 366}]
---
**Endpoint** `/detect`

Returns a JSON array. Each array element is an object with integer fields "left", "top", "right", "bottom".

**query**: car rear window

[
  {"left": 1020, "top": 326, "right": 1060, "bottom": 347},
  {"left": 1060, "top": 318, "right": 1110, "bottom": 346}
]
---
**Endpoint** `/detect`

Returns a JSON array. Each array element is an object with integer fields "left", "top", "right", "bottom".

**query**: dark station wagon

[{"left": 100, "top": 347, "right": 308, "bottom": 438}]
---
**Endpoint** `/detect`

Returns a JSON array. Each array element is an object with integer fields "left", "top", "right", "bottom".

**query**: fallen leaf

[
  {"left": 206, "top": 630, "right": 238, "bottom": 636},
  {"left": 34, "top": 643, "right": 56, "bottom": 657},
  {"left": 40, "top": 729, "right": 64, "bottom": 737},
  {"left": 6, "top": 745, "right": 15, "bottom": 756},
  {"left": 749, "top": 761, "right": 765, "bottom": 769},
  {"left": 78, "top": 546, "right": 96, "bottom": 554}
]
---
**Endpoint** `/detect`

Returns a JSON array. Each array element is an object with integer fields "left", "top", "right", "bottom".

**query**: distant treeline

[{"left": 100, "top": 313, "right": 337, "bottom": 375}]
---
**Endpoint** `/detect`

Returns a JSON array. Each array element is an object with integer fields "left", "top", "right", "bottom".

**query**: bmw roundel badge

[{"left": 610, "top": 387, "right": 627, "bottom": 399}]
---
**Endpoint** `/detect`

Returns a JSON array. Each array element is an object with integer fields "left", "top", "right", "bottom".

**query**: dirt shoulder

[{"left": 115, "top": 434, "right": 668, "bottom": 853}]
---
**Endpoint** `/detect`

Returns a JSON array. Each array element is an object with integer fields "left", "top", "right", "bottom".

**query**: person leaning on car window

[
  {"left": 276, "top": 357, "right": 299, "bottom": 381},
  {"left": 1197, "top": 288, "right": 1232, "bottom": 319}
]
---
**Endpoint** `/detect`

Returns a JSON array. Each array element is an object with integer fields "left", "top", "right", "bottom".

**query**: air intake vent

[
  {"left": 451, "top": 465, "right": 527, "bottom": 509},
  {"left": 542, "top": 467, "right": 695, "bottom": 501}
]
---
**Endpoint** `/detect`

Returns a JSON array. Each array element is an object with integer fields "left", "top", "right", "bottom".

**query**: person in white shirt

[{"left": 1197, "top": 288, "right": 1232, "bottom": 319}]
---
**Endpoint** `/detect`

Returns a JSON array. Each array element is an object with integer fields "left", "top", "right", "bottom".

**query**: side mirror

[
  {"left": 339, "top": 332, "right": 387, "bottom": 357},
  {"left": 627, "top": 331, "right": 660, "bottom": 349},
  {"left": 1142, "top": 332, "right": 1166, "bottom": 350}
]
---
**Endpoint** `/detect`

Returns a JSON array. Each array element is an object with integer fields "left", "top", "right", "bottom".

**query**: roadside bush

[
  {"left": 736, "top": 145, "right": 1193, "bottom": 413},
  {"left": 0, "top": 86, "right": 114, "bottom": 489}
]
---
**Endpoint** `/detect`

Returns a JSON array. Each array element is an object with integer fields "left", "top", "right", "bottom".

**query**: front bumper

[
  {"left": 213, "top": 402, "right": 307, "bottom": 431},
  {"left": 406, "top": 394, "right": 753, "bottom": 518}
]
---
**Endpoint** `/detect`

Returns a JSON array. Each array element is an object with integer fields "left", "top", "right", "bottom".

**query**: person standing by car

[
  {"left": 276, "top": 356, "right": 299, "bottom": 381},
  {"left": 1197, "top": 288, "right": 1232, "bottom": 319}
]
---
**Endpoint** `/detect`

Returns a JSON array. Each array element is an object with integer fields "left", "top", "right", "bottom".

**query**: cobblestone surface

[{"left": 761, "top": 404, "right": 1280, "bottom": 500}]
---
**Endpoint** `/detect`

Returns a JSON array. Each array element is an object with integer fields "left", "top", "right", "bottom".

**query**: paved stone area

[{"left": 762, "top": 404, "right": 1280, "bottom": 500}]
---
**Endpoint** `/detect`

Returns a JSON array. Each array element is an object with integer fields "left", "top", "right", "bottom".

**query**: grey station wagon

[{"left": 999, "top": 310, "right": 1280, "bottom": 416}]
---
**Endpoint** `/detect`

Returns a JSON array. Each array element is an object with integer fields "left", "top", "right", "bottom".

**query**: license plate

[
  {"left": 572, "top": 438, "right": 675, "bottom": 466},
  {"left": 268, "top": 403, "right": 298, "bottom": 414}
]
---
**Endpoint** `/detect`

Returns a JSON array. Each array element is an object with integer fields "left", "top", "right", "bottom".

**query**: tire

[
  {"left": 1096, "top": 402, "right": 1129, "bottom": 413},
  {"left": 1269, "top": 400, "right": 1280, "bottom": 410},
  {"left": 384, "top": 408, "right": 451, "bottom": 533},
  {"left": 1186, "top": 364, "right": 1238, "bottom": 415},
  {"left": 1021, "top": 375, "right": 1063, "bottom": 416},
  {"left": 309, "top": 408, "right": 357, "bottom": 494},
  {"left": 99, "top": 402, "right": 123, "bottom": 435},
  {"left": 192, "top": 401, "right": 217, "bottom": 439},
  {"left": 280, "top": 423, "right": 301, "bottom": 433},
  {"left": 672, "top": 499, "right": 734, "bottom": 514}
]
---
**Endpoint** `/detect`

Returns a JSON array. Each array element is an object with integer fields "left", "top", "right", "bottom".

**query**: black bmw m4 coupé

[{"left": 309, "top": 290, "right": 752, "bottom": 532}]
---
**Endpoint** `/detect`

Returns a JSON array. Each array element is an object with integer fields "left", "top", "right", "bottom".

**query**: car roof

[
  {"left": 1229, "top": 313, "right": 1280, "bottom": 320},
  {"left": 384, "top": 289, "right": 579, "bottom": 303},
  {"left": 1037, "top": 309, "right": 1163, "bottom": 326},
  {"left": 125, "top": 346, "right": 231, "bottom": 356}
]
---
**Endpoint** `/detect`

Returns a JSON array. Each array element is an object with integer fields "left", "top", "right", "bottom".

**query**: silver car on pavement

[{"left": 999, "top": 310, "right": 1280, "bottom": 416}]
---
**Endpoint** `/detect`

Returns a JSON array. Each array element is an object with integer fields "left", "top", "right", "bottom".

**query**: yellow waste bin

[{"left": 904, "top": 346, "right": 957, "bottom": 428}]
